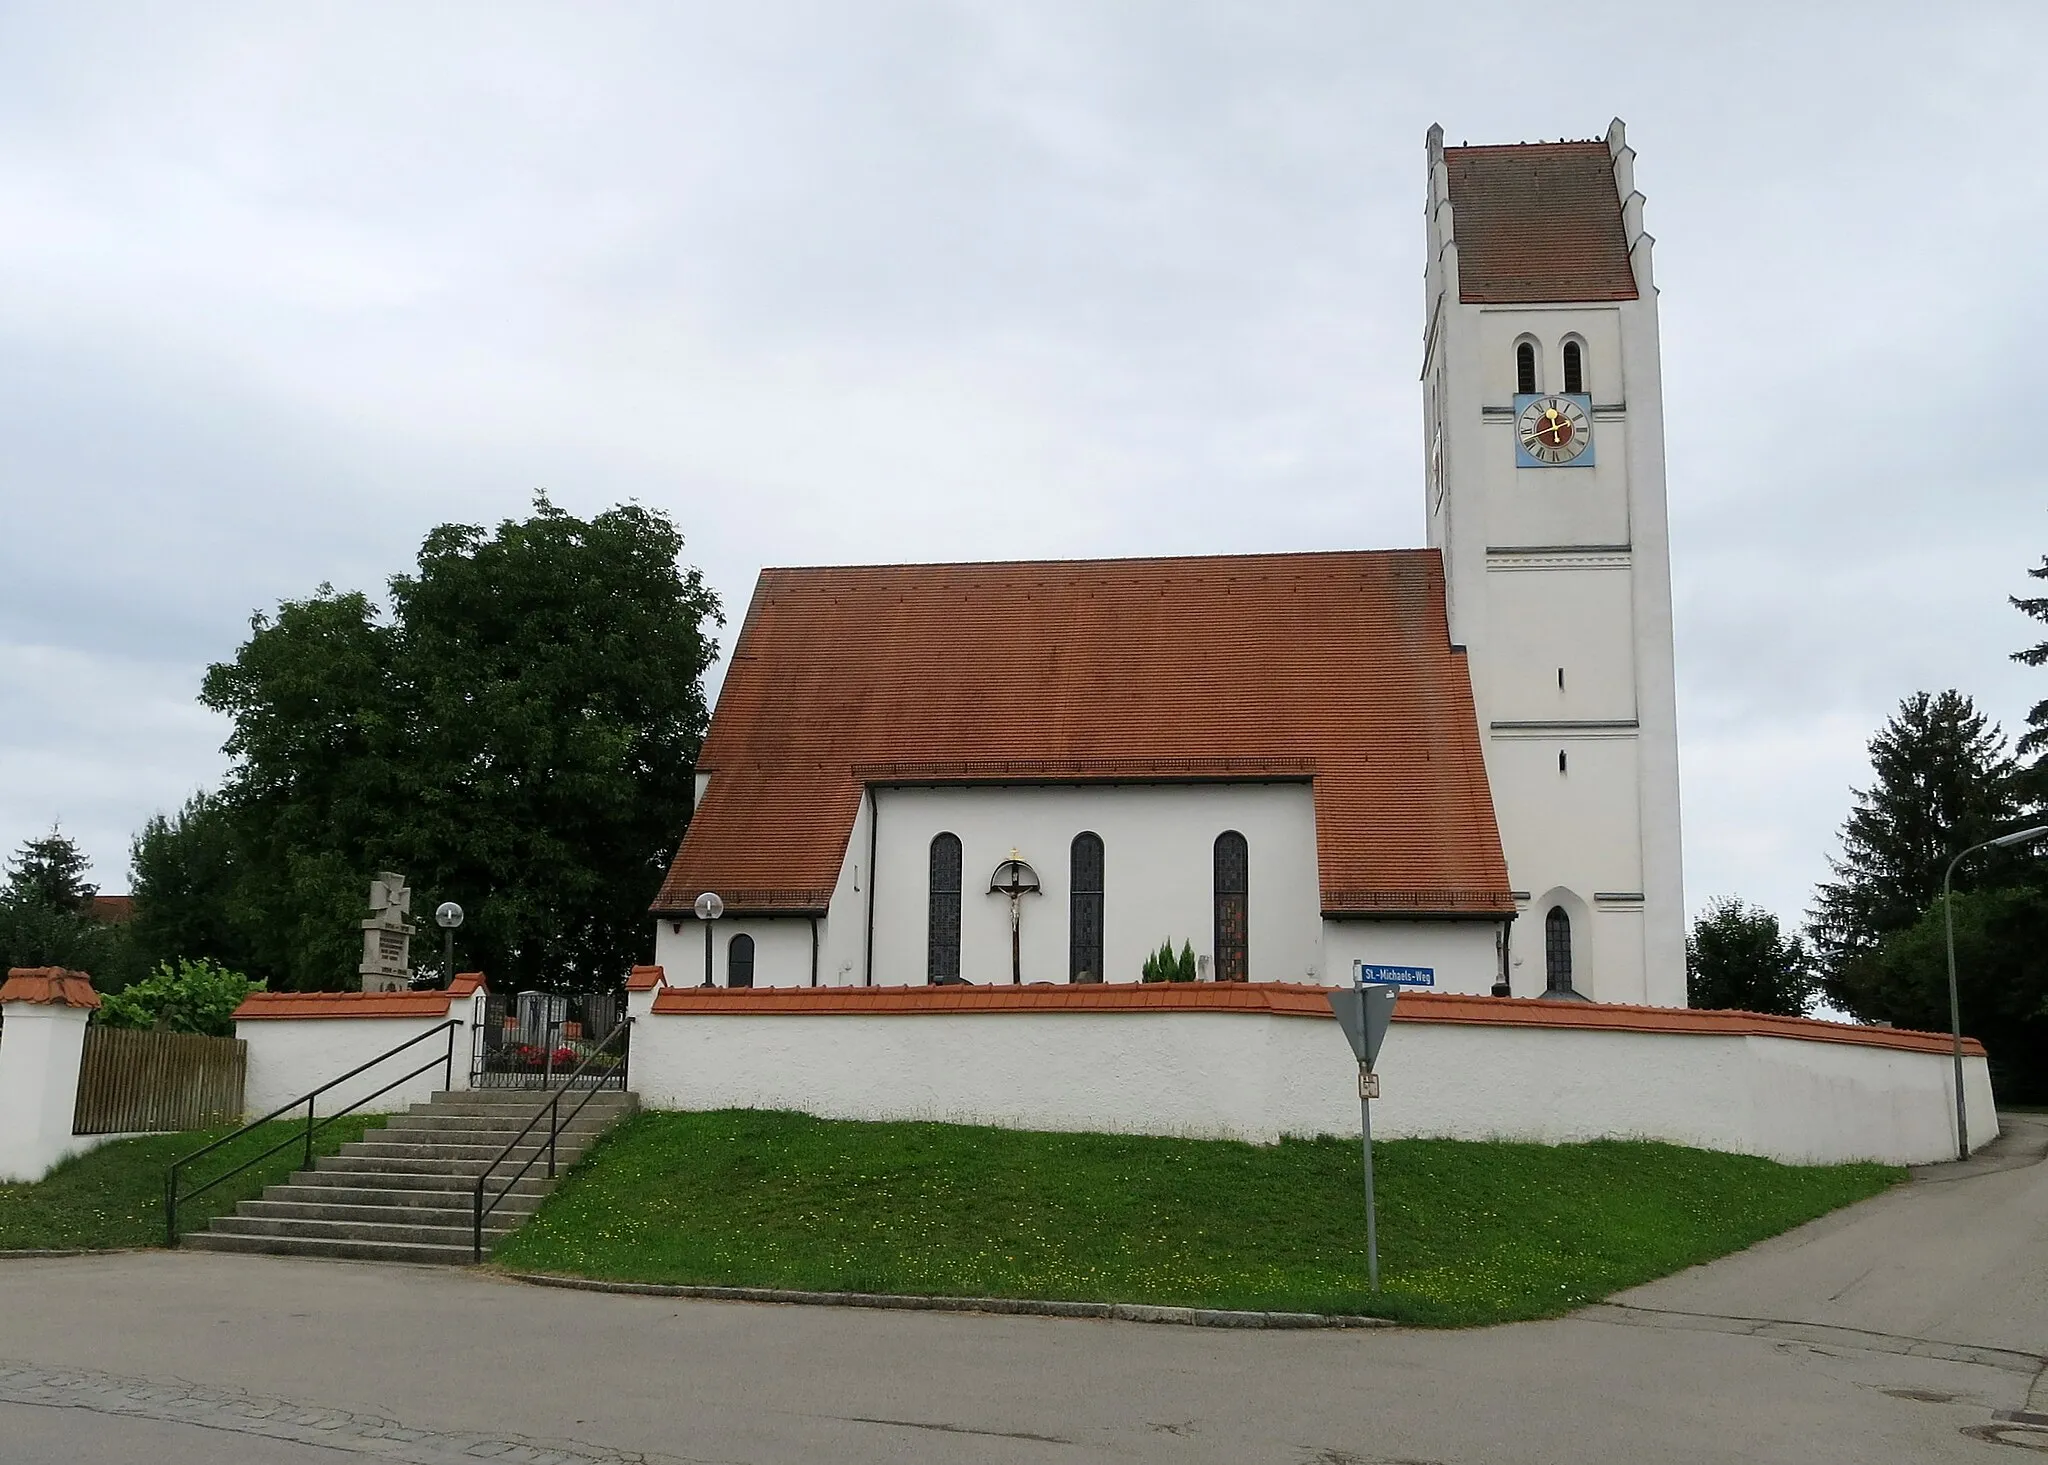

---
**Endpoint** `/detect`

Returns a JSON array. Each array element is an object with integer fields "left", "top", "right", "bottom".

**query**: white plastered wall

[
  {"left": 861, "top": 783, "right": 1324, "bottom": 986},
  {"left": 0, "top": 1001, "right": 107, "bottom": 1183},
  {"left": 1421, "top": 122, "right": 1685, "bottom": 1009},
  {"left": 654, "top": 917, "right": 817, "bottom": 990},
  {"left": 237, "top": 994, "right": 481, "bottom": 1119},
  {"left": 631, "top": 1006, "right": 1998, "bottom": 1166},
  {"left": 1319, "top": 920, "right": 1501, "bottom": 995}
]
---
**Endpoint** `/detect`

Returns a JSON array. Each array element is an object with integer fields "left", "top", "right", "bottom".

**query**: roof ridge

[{"left": 757, "top": 547, "right": 1438, "bottom": 577}]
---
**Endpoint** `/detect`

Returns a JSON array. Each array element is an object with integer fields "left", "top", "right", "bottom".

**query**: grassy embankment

[
  {"left": 492, "top": 1109, "right": 1901, "bottom": 1328},
  {"left": 0, "top": 1116, "right": 376, "bottom": 1252}
]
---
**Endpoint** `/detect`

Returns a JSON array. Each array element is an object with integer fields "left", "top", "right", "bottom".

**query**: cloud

[{"left": 1, "top": 1, "right": 2042, "bottom": 928}]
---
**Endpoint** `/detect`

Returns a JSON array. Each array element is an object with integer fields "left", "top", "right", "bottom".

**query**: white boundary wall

[
  {"left": 237, "top": 990, "right": 484, "bottom": 1118},
  {"left": 0, "top": 999, "right": 106, "bottom": 1182},
  {"left": 630, "top": 1005, "right": 1997, "bottom": 1167}
]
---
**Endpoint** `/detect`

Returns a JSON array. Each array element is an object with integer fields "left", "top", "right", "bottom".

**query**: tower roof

[
  {"left": 1443, "top": 141, "right": 1638, "bottom": 304},
  {"left": 655, "top": 550, "right": 1513, "bottom": 921}
]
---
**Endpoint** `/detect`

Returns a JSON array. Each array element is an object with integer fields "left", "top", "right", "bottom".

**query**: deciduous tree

[
  {"left": 143, "top": 496, "right": 721, "bottom": 991},
  {"left": 1686, "top": 898, "right": 1815, "bottom": 1016}
]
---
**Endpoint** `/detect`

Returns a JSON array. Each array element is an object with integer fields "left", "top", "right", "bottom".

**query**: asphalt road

[{"left": 0, "top": 1117, "right": 2042, "bottom": 1465}]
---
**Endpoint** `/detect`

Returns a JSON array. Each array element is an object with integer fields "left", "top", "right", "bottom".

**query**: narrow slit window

[
  {"left": 1213, "top": 831, "right": 1249, "bottom": 983},
  {"left": 1070, "top": 832, "right": 1104, "bottom": 983},
  {"left": 1563, "top": 340, "right": 1584, "bottom": 394},
  {"left": 1516, "top": 341, "right": 1537, "bottom": 395},
  {"left": 727, "top": 933, "right": 755, "bottom": 989},
  {"left": 1559, "top": 749, "right": 1568, "bottom": 773},
  {"left": 928, "top": 833, "right": 962, "bottom": 983}
]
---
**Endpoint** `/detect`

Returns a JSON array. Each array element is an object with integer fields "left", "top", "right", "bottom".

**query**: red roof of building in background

[
  {"left": 89, "top": 895, "right": 135, "bottom": 924},
  {"left": 0, "top": 967, "right": 100, "bottom": 1009},
  {"left": 1444, "top": 141, "right": 1638, "bottom": 304},
  {"left": 655, "top": 550, "right": 1512, "bottom": 920}
]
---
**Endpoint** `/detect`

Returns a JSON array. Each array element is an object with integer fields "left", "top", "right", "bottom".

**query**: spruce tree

[
  {"left": 2, "top": 827, "right": 97, "bottom": 912},
  {"left": 2014, "top": 554, "right": 2048, "bottom": 810},
  {"left": 1809, "top": 690, "right": 2018, "bottom": 1014}
]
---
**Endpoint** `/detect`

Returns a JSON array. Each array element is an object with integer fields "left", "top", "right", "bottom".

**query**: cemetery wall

[
  {"left": 629, "top": 983, "right": 1997, "bottom": 1166},
  {"left": 234, "top": 978, "right": 486, "bottom": 1117}
]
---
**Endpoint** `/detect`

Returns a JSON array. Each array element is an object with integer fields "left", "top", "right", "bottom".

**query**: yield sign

[{"left": 1327, "top": 984, "right": 1398, "bottom": 1068}]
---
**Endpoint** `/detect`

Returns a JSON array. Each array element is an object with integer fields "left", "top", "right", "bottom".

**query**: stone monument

[{"left": 358, "top": 872, "right": 417, "bottom": 993}]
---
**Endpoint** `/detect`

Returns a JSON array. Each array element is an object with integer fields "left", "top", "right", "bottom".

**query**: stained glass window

[
  {"left": 1545, "top": 906, "right": 1573, "bottom": 993},
  {"left": 1070, "top": 832, "right": 1104, "bottom": 983},
  {"left": 928, "top": 833, "right": 962, "bottom": 983},
  {"left": 1213, "top": 831, "right": 1249, "bottom": 983}
]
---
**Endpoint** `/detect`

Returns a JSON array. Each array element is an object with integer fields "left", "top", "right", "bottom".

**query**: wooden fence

[{"left": 72, "top": 1027, "right": 248, "bottom": 1135}]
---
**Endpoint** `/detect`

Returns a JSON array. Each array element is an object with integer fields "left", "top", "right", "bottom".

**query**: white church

[{"left": 652, "top": 120, "right": 1686, "bottom": 1008}]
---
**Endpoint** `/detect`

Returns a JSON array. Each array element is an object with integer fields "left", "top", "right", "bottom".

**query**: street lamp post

[
  {"left": 1942, "top": 824, "right": 2048, "bottom": 1160},
  {"left": 694, "top": 892, "right": 725, "bottom": 987}
]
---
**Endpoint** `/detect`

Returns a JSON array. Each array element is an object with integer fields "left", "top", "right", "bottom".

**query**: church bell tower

[{"left": 1421, "top": 119, "right": 1685, "bottom": 1006}]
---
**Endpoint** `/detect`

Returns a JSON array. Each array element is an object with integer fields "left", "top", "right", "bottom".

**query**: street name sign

[{"left": 1353, "top": 962, "right": 1434, "bottom": 987}]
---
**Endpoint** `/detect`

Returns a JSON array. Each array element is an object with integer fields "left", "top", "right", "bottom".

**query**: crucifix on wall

[{"left": 987, "top": 852, "right": 1041, "bottom": 986}]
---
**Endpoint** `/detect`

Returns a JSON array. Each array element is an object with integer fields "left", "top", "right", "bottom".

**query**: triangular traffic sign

[{"left": 1327, "top": 984, "right": 1398, "bottom": 1068}]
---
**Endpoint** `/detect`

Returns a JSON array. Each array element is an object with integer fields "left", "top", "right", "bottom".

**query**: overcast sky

[{"left": 2, "top": 2, "right": 2043, "bottom": 936}]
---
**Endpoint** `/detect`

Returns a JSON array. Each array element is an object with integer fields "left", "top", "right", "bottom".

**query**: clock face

[{"left": 1517, "top": 395, "right": 1592, "bottom": 465}]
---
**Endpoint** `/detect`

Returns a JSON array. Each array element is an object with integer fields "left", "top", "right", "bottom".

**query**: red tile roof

[
  {"left": 1444, "top": 141, "right": 1638, "bottom": 304},
  {"left": 1, "top": 967, "right": 100, "bottom": 1009},
  {"left": 626, "top": 965, "right": 666, "bottom": 992},
  {"left": 89, "top": 895, "right": 135, "bottom": 924},
  {"left": 648, "top": 982, "right": 1987, "bottom": 1057},
  {"left": 236, "top": 974, "right": 486, "bottom": 1021},
  {"left": 655, "top": 550, "right": 1511, "bottom": 919}
]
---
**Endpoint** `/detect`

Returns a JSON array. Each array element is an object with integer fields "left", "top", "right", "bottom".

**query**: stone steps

[{"left": 182, "top": 1087, "right": 635, "bottom": 1264}]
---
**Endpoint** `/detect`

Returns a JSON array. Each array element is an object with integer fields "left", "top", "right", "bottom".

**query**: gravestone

[{"left": 358, "top": 872, "right": 417, "bottom": 993}]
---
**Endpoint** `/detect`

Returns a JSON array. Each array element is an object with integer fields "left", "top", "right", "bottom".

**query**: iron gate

[{"left": 471, "top": 990, "right": 628, "bottom": 1089}]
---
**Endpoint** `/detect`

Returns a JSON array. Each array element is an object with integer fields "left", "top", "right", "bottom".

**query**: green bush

[
  {"left": 96, "top": 958, "right": 263, "bottom": 1037},
  {"left": 1140, "top": 939, "right": 1197, "bottom": 983}
]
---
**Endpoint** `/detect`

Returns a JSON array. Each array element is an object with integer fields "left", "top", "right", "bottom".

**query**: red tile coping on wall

[
  {"left": 1, "top": 967, "right": 101, "bottom": 1009},
  {"left": 234, "top": 972, "right": 487, "bottom": 1021},
  {"left": 647, "top": 982, "right": 1985, "bottom": 1058},
  {"left": 626, "top": 965, "right": 665, "bottom": 992}
]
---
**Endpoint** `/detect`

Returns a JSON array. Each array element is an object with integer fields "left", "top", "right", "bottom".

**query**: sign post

[{"left": 1327, "top": 978, "right": 1400, "bottom": 1292}]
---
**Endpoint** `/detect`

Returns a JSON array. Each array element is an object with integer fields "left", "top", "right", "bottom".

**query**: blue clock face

[{"left": 1514, "top": 394, "right": 1595, "bottom": 468}]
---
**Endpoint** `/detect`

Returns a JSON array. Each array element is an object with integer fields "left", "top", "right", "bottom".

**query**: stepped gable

[
  {"left": 1443, "top": 140, "right": 1637, "bottom": 304},
  {"left": 655, "top": 548, "right": 1512, "bottom": 920}
]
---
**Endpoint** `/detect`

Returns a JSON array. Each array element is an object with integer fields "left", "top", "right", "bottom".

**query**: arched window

[
  {"left": 1070, "top": 832, "right": 1104, "bottom": 983},
  {"left": 1213, "top": 831, "right": 1249, "bottom": 983},
  {"left": 1515, "top": 341, "right": 1537, "bottom": 395},
  {"left": 1562, "top": 339, "right": 1584, "bottom": 395},
  {"left": 1544, "top": 906, "right": 1573, "bottom": 993},
  {"left": 727, "top": 933, "right": 755, "bottom": 989},
  {"left": 928, "top": 833, "right": 962, "bottom": 983}
]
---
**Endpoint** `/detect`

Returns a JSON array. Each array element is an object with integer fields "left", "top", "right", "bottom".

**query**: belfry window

[
  {"left": 1544, "top": 907, "right": 1573, "bottom": 993},
  {"left": 727, "top": 933, "right": 755, "bottom": 989},
  {"left": 1213, "top": 831, "right": 1249, "bottom": 983},
  {"left": 1070, "top": 832, "right": 1104, "bottom": 984},
  {"left": 1515, "top": 341, "right": 1537, "bottom": 395},
  {"left": 1562, "top": 340, "right": 1584, "bottom": 395},
  {"left": 928, "top": 833, "right": 962, "bottom": 983}
]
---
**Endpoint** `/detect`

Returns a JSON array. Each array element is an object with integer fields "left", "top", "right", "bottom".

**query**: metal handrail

[
  {"left": 472, "top": 1016, "right": 632, "bottom": 1261},
  {"left": 164, "top": 1019, "right": 460, "bottom": 1247}
]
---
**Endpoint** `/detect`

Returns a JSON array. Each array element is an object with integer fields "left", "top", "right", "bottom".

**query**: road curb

[{"left": 501, "top": 1271, "right": 1397, "bottom": 1330}]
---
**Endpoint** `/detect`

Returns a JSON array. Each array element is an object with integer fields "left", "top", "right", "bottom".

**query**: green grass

[
  {"left": 0, "top": 1116, "right": 378, "bottom": 1252},
  {"left": 491, "top": 1110, "right": 1902, "bottom": 1327}
]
